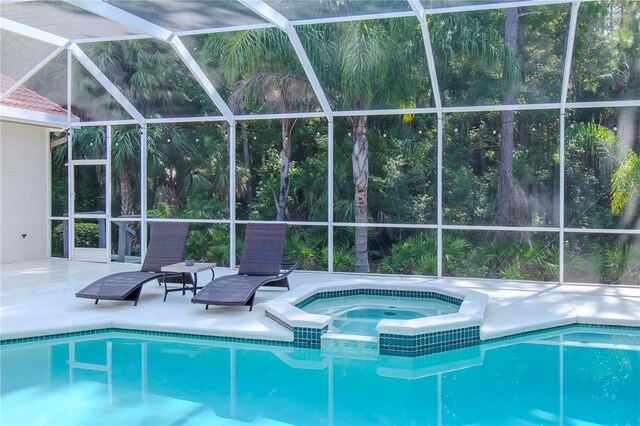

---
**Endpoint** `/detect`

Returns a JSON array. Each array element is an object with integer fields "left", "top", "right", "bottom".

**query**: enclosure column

[
  {"left": 437, "top": 116, "right": 443, "bottom": 278},
  {"left": 559, "top": 115, "right": 566, "bottom": 284},
  {"left": 106, "top": 125, "right": 112, "bottom": 260},
  {"left": 558, "top": 1, "right": 581, "bottom": 284},
  {"left": 140, "top": 126, "right": 147, "bottom": 261},
  {"left": 67, "top": 129, "right": 74, "bottom": 259},
  {"left": 67, "top": 50, "right": 74, "bottom": 259},
  {"left": 229, "top": 122, "right": 237, "bottom": 269},
  {"left": 328, "top": 120, "right": 334, "bottom": 273}
]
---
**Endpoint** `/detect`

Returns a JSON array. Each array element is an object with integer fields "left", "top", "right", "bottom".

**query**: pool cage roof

[{"left": 1, "top": 0, "right": 638, "bottom": 127}]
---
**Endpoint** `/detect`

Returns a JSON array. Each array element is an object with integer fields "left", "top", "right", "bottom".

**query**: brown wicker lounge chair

[
  {"left": 191, "top": 223, "right": 298, "bottom": 311},
  {"left": 76, "top": 222, "right": 191, "bottom": 306}
]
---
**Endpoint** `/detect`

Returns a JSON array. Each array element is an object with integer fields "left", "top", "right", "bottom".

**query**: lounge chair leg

[{"left": 133, "top": 287, "right": 142, "bottom": 306}]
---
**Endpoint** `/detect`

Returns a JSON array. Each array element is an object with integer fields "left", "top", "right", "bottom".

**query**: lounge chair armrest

[{"left": 280, "top": 261, "right": 300, "bottom": 276}]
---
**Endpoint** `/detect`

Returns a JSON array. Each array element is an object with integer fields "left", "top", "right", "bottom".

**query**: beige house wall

[{"left": 1, "top": 121, "right": 49, "bottom": 264}]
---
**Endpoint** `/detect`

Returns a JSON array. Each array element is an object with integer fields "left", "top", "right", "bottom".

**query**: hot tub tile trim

[{"left": 264, "top": 281, "right": 488, "bottom": 356}]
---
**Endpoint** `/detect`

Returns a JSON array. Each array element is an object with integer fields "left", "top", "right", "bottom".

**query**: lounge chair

[
  {"left": 76, "top": 222, "right": 191, "bottom": 306},
  {"left": 191, "top": 223, "right": 298, "bottom": 311}
]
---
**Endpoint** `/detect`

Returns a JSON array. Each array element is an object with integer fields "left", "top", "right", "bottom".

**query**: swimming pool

[{"left": 1, "top": 326, "right": 639, "bottom": 425}]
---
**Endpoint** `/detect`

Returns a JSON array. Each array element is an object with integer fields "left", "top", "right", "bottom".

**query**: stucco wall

[{"left": 1, "top": 121, "right": 49, "bottom": 264}]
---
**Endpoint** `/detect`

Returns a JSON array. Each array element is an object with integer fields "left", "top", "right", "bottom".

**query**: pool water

[
  {"left": 333, "top": 308, "right": 425, "bottom": 335},
  {"left": 1, "top": 327, "right": 639, "bottom": 425},
  {"left": 302, "top": 295, "right": 459, "bottom": 336}
]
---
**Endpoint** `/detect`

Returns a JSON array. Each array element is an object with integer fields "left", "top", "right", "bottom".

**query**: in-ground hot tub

[
  {"left": 301, "top": 294, "right": 460, "bottom": 337},
  {"left": 265, "top": 280, "right": 488, "bottom": 357}
]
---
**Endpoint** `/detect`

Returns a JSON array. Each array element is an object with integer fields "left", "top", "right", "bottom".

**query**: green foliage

[
  {"left": 147, "top": 202, "right": 174, "bottom": 219},
  {"left": 330, "top": 247, "right": 356, "bottom": 273},
  {"left": 610, "top": 151, "right": 640, "bottom": 215},
  {"left": 73, "top": 223, "right": 100, "bottom": 248},
  {"left": 284, "top": 227, "right": 327, "bottom": 271},
  {"left": 377, "top": 233, "right": 469, "bottom": 276},
  {"left": 565, "top": 235, "right": 640, "bottom": 285},
  {"left": 181, "top": 197, "right": 229, "bottom": 220},
  {"left": 185, "top": 227, "right": 230, "bottom": 267},
  {"left": 600, "top": 243, "right": 637, "bottom": 284},
  {"left": 48, "top": 5, "right": 638, "bottom": 285},
  {"left": 51, "top": 223, "right": 66, "bottom": 258}
]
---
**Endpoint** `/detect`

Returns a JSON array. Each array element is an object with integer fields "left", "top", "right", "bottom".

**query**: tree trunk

[
  {"left": 277, "top": 119, "right": 292, "bottom": 221},
  {"left": 119, "top": 159, "right": 136, "bottom": 216},
  {"left": 240, "top": 122, "right": 253, "bottom": 205},
  {"left": 96, "top": 166, "right": 106, "bottom": 213},
  {"left": 497, "top": 8, "right": 530, "bottom": 240},
  {"left": 352, "top": 116, "right": 369, "bottom": 272}
]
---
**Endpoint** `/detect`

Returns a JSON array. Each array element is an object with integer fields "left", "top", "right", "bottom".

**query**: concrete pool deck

[{"left": 1, "top": 258, "right": 639, "bottom": 343}]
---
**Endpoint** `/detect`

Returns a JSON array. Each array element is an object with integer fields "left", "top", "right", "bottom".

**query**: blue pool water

[
  {"left": 1, "top": 327, "right": 639, "bottom": 425},
  {"left": 302, "top": 295, "right": 459, "bottom": 336},
  {"left": 333, "top": 308, "right": 425, "bottom": 335}
]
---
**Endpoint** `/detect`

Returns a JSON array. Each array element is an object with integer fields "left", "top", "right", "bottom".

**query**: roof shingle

[{"left": 1, "top": 74, "right": 69, "bottom": 116}]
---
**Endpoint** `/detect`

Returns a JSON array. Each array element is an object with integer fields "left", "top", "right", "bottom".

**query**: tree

[
  {"left": 303, "top": 19, "right": 426, "bottom": 272},
  {"left": 72, "top": 39, "right": 212, "bottom": 217},
  {"left": 201, "top": 29, "right": 318, "bottom": 221},
  {"left": 497, "top": 8, "right": 530, "bottom": 234}
]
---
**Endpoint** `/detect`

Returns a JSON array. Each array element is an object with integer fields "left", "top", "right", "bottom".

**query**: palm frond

[{"left": 228, "top": 71, "right": 317, "bottom": 114}]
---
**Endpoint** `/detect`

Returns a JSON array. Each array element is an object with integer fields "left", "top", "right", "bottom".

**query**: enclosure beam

[
  {"left": 293, "top": 11, "right": 417, "bottom": 27},
  {"left": 237, "top": 0, "right": 334, "bottom": 118},
  {"left": 0, "top": 47, "right": 64, "bottom": 101},
  {"left": 425, "top": 0, "right": 572, "bottom": 15},
  {"left": 0, "top": 17, "right": 69, "bottom": 47},
  {"left": 65, "top": 0, "right": 172, "bottom": 41},
  {"left": 408, "top": 0, "right": 443, "bottom": 112},
  {"left": 170, "top": 37, "right": 235, "bottom": 123},
  {"left": 69, "top": 44, "right": 146, "bottom": 125},
  {"left": 561, "top": 1, "right": 581, "bottom": 109},
  {"left": 66, "top": 0, "right": 234, "bottom": 123}
]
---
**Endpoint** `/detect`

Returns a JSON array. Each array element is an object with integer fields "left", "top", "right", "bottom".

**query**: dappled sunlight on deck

[{"left": 1, "top": 259, "right": 639, "bottom": 343}]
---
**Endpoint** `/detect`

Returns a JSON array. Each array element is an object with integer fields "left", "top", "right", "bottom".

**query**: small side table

[{"left": 161, "top": 262, "right": 216, "bottom": 302}]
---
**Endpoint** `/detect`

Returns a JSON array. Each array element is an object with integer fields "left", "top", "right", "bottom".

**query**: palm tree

[
  {"left": 318, "top": 16, "right": 511, "bottom": 272},
  {"left": 200, "top": 28, "right": 318, "bottom": 221},
  {"left": 71, "top": 40, "right": 210, "bottom": 217},
  {"left": 305, "top": 18, "right": 425, "bottom": 272},
  {"left": 200, "top": 17, "right": 510, "bottom": 272}
]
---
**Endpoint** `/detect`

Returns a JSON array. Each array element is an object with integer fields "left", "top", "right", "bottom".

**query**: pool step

[{"left": 321, "top": 332, "right": 379, "bottom": 358}]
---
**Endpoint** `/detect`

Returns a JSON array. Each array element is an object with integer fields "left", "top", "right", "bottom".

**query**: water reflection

[{"left": 1, "top": 329, "right": 639, "bottom": 425}]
